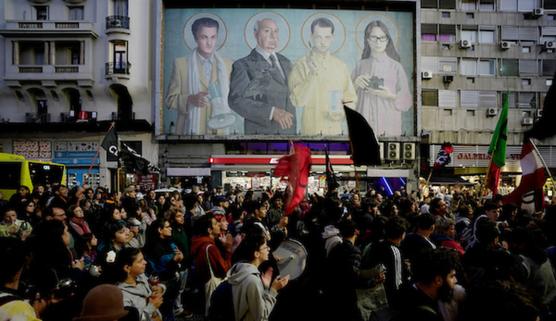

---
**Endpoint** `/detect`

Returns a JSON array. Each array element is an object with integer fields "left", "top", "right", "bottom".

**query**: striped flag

[
  {"left": 486, "top": 93, "right": 509, "bottom": 194},
  {"left": 502, "top": 139, "right": 547, "bottom": 214}
]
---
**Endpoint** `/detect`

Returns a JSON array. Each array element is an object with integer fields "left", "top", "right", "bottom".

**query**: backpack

[{"left": 207, "top": 280, "right": 235, "bottom": 321}]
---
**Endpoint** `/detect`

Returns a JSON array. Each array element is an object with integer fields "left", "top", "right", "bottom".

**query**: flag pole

[
  {"left": 89, "top": 122, "right": 115, "bottom": 176},
  {"left": 529, "top": 137, "right": 554, "bottom": 181}
]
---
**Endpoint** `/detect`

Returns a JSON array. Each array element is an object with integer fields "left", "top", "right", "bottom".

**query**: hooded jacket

[
  {"left": 118, "top": 274, "right": 160, "bottom": 321},
  {"left": 227, "top": 262, "right": 278, "bottom": 321}
]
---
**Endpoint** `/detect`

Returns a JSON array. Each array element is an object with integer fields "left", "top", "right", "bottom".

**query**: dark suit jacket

[{"left": 228, "top": 49, "right": 297, "bottom": 135}]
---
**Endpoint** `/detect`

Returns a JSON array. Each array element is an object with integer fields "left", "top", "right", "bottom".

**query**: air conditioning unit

[
  {"left": 536, "top": 109, "right": 543, "bottom": 118},
  {"left": 385, "top": 142, "right": 400, "bottom": 161},
  {"left": 402, "top": 143, "right": 416, "bottom": 160},
  {"left": 532, "top": 8, "right": 544, "bottom": 17},
  {"left": 544, "top": 41, "right": 556, "bottom": 49},
  {"left": 421, "top": 71, "right": 433, "bottom": 80},
  {"left": 459, "top": 39, "right": 471, "bottom": 49},
  {"left": 500, "top": 41, "right": 512, "bottom": 50},
  {"left": 522, "top": 117, "right": 534, "bottom": 125},
  {"left": 486, "top": 107, "right": 498, "bottom": 117}
]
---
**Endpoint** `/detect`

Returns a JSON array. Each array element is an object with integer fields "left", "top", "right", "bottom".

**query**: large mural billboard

[{"left": 162, "top": 8, "right": 415, "bottom": 138}]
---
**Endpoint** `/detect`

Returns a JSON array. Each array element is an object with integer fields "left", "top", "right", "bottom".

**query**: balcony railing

[
  {"left": 106, "top": 16, "right": 130, "bottom": 30},
  {"left": 19, "top": 66, "right": 43, "bottom": 73},
  {"left": 55, "top": 66, "right": 79, "bottom": 73},
  {"left": 105, "top": 62, "right": 131, "bottom": 75}
]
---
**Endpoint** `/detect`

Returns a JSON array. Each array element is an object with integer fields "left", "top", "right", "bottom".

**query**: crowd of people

[{"left": 1, "top": 182, "right": 556, "bottom": 321}]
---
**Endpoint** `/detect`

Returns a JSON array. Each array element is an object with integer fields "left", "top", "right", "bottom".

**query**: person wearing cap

[
  {"left": 73, "top": 284, "right": 131, "bottom": 321},
  {"left": 127, "top": 217, "right": 145, "bottom": 249}
]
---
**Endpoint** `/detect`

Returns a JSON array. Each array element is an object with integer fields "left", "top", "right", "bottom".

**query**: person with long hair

[{"left": 352, "top": 20, "right": 411, "bottom": 136}]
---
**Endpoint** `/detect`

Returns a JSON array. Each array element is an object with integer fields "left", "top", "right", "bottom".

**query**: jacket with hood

[
  {"left": 227, "top": 262, "right": 278, "bottom": 321},
  {"left": 118, "top": 273, "right": 161, "bottom": 321},
  {"left": 322, "top": 225, "right": 342, "bottom": 257},
  {"left": 190, "top": 235, "right": 231, "bottom": 286}
]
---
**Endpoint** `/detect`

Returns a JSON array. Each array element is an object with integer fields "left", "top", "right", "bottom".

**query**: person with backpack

[{"left": 224, "top": 233, "right": 289, "bottom": 321}]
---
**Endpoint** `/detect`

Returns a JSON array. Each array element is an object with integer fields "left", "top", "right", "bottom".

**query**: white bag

[{"left": 204, "top": 244, "right": 224, "bottom": 316}]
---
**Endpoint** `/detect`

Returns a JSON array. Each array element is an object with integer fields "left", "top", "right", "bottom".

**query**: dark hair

[
  {"left": 429, "top": 198, "right": 444, "bottom": 214},
  {"left": 412, "top": 248, "right": 459, "bottom": 284},
  {"left": 339, "top": 219, "right": 357, "bottom": 238},
  {"left": 114, "top": 247, "right": 143, "bottom": 282},
  {"left": 107, "top": 220, "right": 128, "bottom": 240},
  {"left": 232, "top": 234, "right": 267, "bottom": 263},
  {"left": 384, "top": 216, "right": 407, "bottom": 240},
  {"left": 192, "top": 17, "right": 219, "bottom": 40},
  {"left": 310, "top": 17, "right": 335, "bottom": 34},
  {"left": 416, "top": 213, "right": 435, "bottom": 230},
  {"left": 192, "top": 213, "right": 214, "bottom": 236},
  {"left": 0, "top": 237, "right": 28, "bottom": 285},
  {"left": 361, "top": 20, "right": 400, "bottom": 61}
]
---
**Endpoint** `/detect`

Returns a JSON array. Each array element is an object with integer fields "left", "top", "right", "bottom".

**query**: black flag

[
  {"left": 343, "top": 106, "right": 381, "bottom": 166},
  {"left": 101, "top": 126, "right": 119, "bottom": 159},
  {"left": 325, "top": 146, "right": 338, "bottom": 192},
  {"left": 526, "top": 72, "right": 556, "bottom": 140},
  {"left": 120, "top": 143, "right": 160, "bottom": 175}
]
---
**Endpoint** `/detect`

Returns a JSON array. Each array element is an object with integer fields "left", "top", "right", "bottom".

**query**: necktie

[{"left": 269, "top": 54, "right": 283, "bottom": 80}]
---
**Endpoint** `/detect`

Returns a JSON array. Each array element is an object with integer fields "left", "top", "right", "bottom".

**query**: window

[
  {"left": 461, "top": 90, "right": 480, "bottom": 108},
  {"left": 542, "top": 60, "right": 556, "bottom": 76},
  {"left": 546, "top": 0, "right": 556, "bottom": 9},
  {"left": 439, "top": 57, "right": 457, "bottom": 73},
  {"left": 439, "top": 0, "right": 456, "bottom": 9},
  {"left": 68, "top": 6, "right": 84, "bottom": 20},
  {"left": 517, "top": 0, "right": 536, "bottom": 12},
  {"left": 499, "top": 0, "right": 518, "bottom": 11},
  {"left": 461, "top": 28, "right": 477, "bottom": 43},
  {"left": 501, "top": 26, "right": 519, "bottom": 41},
  {"left": 461, "top": 0, "right": 477, "bottom": 11},
  {"left": 479, "top": 91, "right": 497, "bottom": 107},
  {"left": 439, "top": 25, "right": 456, "bottom": 42},
  {"left": 504, "top": 92, "right": 517, "bottom": 108},
  {"left": 421, "top": 0, "right": 437, "bottom": 8},
  {"left": 500, "top": 59, "right": 519, "bottom": 76},
  {"left": 422, "top": 89, "right": 438, "bottom": 106},
  {"left": 479, "top": 0, "right": 495, "bottom": 11},
  {"left": 421, "top": 24, "right": 437, "bottom": 41},
  {"left": 541, "top": 27, "right": 556, "bottom": 43},
  {"left": 113, "top": 0, "right": 128, "bottom": 16},
  {"left": 519, "top": 59, "right": 538, "bottom": 76},
  {"left": 35, "top": 6, "right": 48, "bottom": 20},
  {"left": 479, "top": 28, "right": 495, "bottom": 43},
  {"left": 438, "top": 90, "right": 457, "bottom": 107},
  {"left": 112, "top": 41, "right": 128, "bottom": 73},
  {"left": 518, "top": 92, "right": 536, "bottom": 108},
  {"left": 478, "top": 59, "right": 495, "bottom": 75},
  {"left": 460, "top": 59, "right": 477, "bottom": 76}
]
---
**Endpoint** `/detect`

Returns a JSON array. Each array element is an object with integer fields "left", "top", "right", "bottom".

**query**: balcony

[
  {"left": 106, "top": 16, "right": 130, "bottom": 34},
  {"left": 105, "top": 62, "right": 131, "bottom": 79},
  {"left": 5, "top": 64, "right": 93, "bottom": 85},
  {"left": 0, "top": 21, "right": 98, "bottom": 38}
]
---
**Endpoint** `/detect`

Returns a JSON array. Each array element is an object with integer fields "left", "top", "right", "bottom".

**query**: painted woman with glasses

[{"left": 352, "top": 20, "right": 411, "bottom": 137}]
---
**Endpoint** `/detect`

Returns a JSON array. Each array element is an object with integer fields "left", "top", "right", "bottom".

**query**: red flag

[
  {"left": 274, "top": 144, "right": 311, "bottom": 215},
  {"left": 502, "top": 140, "right": 547, "bottom": 214}
]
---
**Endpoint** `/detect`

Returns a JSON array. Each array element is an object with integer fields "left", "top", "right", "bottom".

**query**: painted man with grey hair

[{"left": 228, "top": 18, "right": 297, "bottom": 135}]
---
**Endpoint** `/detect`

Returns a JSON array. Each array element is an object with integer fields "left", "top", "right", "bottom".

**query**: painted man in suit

[
  {"left": 228, "top": 18, "right": 296, "bottom": 135},
  {"left": 165, "top": 17, "right": 235, "bottom": 135}
]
